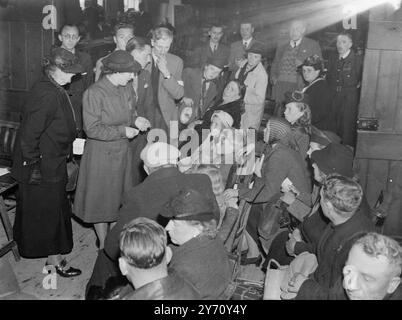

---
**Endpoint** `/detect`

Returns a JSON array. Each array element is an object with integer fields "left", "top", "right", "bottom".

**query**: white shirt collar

[
  {"left": 340, "top": 50, "right": 351, "bottom": 60},
  {"left": 290, "top": 38, "right": 302, "bottom": 48}
]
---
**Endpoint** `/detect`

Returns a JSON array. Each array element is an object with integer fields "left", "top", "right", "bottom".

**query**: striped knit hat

[{"left": 267, "top": 117, "right": 292, "bottom": 145}]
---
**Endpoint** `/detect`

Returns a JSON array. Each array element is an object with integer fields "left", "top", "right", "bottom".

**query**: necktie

[
  {"left": 293, "top": 41, "right": 297, "bottom": 48},
  {"left": 151, "top": 60, "right": 160, "bottom": 103},
  {"left": 212, "top": 44, "right": 216, "bottom": 52},
  {"left": 199, "top": 78, "right": 208, "bottom": 117}
]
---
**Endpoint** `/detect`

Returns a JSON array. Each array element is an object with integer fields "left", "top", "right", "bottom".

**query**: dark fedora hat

[
  {"left": 48, "top": 47, "right": 84, "bottom": 74},
  {"left": 161, "top": 188, "right": 217, "bottom": 222},
  {"left": 103, "top": 50, "right": 141, "bottom": 73},
  {"left": 246, "top": 41, "right": 266, "bottom": 56},
  {"left": 311, "top": 143, "right": 354, "bottom": 178},
  {"left": 206, "top": 56, "right": 226, "bottom": 69}
]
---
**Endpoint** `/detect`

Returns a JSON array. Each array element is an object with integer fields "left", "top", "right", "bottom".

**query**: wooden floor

[{"left": 1, "top": 206, "right": 264, "bottom": 300}]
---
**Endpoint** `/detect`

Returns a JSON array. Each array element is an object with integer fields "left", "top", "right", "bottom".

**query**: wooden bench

[{"left": 0, "top": 119, "right": 20, "bottom": 261}]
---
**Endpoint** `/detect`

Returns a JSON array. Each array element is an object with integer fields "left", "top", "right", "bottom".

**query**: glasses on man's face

[{"left": 62, "top": 34, "right": 79, "bottom": 41}]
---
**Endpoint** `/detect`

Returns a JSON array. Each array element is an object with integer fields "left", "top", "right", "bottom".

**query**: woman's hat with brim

[
  {"left": 246, "top": 41, "right": 266, "bottom": 57},
  {"left": 300, "top": 54, "right": 324, "bottom": 71},
  {"left": 285, "top": 90, "right": 310, "bottom": 105},
  {"left": 48, "top": 47, "right": 84, "bottom": 74},
  {"left": 103, "top": 50, "right": 141, "bottom": 73},
  {"left": 161, "top": 188, "right": 217, "bottom": 222},
  {"left": 206, "top": 56, "right": 226, "bottom": 70}
]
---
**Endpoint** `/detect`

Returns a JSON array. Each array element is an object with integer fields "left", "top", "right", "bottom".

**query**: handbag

[
  {"left": 66, "top": 159, "right": 79, "bottom": 192},
  {"left": 263, "top": 259, "right": 289, "bottom": 300}
]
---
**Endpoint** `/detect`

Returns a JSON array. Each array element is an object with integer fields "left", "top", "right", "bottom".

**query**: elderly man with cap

[
  {"left": 74, "top": 50, "right": 150, "bottom": 251},
  {"left": 234, "top": 41, "right": 268, "bottom": 130},
  {"left": 11, "top": 47, "right": 83, "bottom": 276},
  {"left": 85, "top": 141, "right": 220, "bottom": 299},
  {"left": 162, "top": 188, "right": 232, "bottom": 299}
]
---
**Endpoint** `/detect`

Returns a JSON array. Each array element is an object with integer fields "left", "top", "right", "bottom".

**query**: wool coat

[
  {"left": 235, "top": 62, "right": 268, "bottom": 129},
  {"left": 73, "top": 76, "right": 136, "bottom": 223}
]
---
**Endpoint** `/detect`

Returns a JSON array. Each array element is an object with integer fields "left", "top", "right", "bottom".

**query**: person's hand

[
  {"left": 28, "top": 166, "right": 42, "bottom": 185},
  {"left": 180, "top": 106, "right": 193, "bottom": 124},
  {"left": 281, "top": 191, "right": 296, "bottom": 205},
  {"left": 287, "top": 273, "right": 308, "bottom": 294},
  {"left": 135, "top": 117, "right": 151, "bottom": 131},
  {"left": 182, "top": 97, "right": 194, "bottom": 107},
  {"left": 156, "top": 56, "right": 170, "bottom": 78},
  {"left": 285, "top": 235, "right": 297, "bottom": 256},
  {"left": 125, "top": 127, "right": 139, "bottom": 139},
  {"left": 224, "top": 188, "right": 239, "bottom": 200},
  {"left": 223, "top": 190, "right": 239, "bottom": 209},
  {"left": 292, "top": 228, "right": 302, "bottom": 242}
]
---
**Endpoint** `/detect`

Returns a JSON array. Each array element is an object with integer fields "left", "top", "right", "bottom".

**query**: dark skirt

[{"left": 13, "top": 176, "right": 73, "bottom": 258}]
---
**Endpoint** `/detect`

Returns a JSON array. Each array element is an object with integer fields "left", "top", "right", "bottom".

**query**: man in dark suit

[
  {"left": 190, "top": 23, "right": 230, "bottom": 69},
  {"left": 327, "top": 32, "right": 363, "bottom": 148},
  {"left": 58, "top": 24, "right": 94, "bottom": 137},
  {"left": 85, "top": 142, "right": 219, "bottom": 299},
  {"left": 179, "top": 57, "right": 226, "bottom": 126}
]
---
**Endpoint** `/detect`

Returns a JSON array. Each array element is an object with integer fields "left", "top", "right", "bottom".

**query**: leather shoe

[{"left": 46, "top": 259, "right": 82, "bottom": 278}]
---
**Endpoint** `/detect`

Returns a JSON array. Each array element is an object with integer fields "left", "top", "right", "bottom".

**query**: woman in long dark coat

[
  {"left": 11, "top": 48, "right": 83, "bottom": 276},
  {"left": 73, "top": 50, "right": 146, "bottom": 250}
]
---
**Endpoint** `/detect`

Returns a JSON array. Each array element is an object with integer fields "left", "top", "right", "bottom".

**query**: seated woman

[
  {"left": 225, "top": 117, "right": 312, "bottom": 256},
  {"left": 300, "top": 54, "right": 334, "bottom": 132},
  {"left": 283, "top": 95, "right": 312, "bottom": 160},
  {"left": 180, "top": 79, "right": 245, "bottom": 131},
  {"left": 162, "top": 188, "right": 232, "bottom": 299}
]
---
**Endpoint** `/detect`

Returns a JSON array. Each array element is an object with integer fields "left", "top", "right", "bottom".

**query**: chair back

[{"left": 0, "top": 120, "right": 19, "bottom": 167}]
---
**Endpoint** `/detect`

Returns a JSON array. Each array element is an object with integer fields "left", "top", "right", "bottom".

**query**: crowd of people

[{"left": 9, "top": 15, "right": 402, "bottom": 301}]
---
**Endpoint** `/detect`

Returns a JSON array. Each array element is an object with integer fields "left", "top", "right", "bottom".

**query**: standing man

[
  {"left": 271, "top": 20, "right": 322, "bottom": 115},
  {"left": 149, "top": 27, "right": 184, "bottom": 132},
  {"left": 228, "top": 21, "right": 257, "bottom": 74},
  {"left": 58, "top": 24, "right": 94, "bottom": 137},
  {"left": 191, "top": 23, "right": 230, "bottom": 69},
  {"left": 327, "top": 32, "right": 363, "bottom": 148},
  {"left": 94, "top": 23, "right": 134, "bottom": 82}
]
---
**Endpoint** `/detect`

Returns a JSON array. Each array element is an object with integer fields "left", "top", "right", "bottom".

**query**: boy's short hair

[
  {"left": 321, "top": 173, "right": 363, "bottom": 216},
  {"left": 119, "top": 217, "right": 167, "bottom": 269},
  {"left": 151, "top": 27, "right": 173, "bottom": 41}
]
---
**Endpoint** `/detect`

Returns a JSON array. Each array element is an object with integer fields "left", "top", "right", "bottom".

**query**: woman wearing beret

[
  {"left": 235, "top": 41, "right": 268, "bottom": 130},
  {"left": 74, "top": 50, "right": 150, "bottom": 250},
  {"left": 11, "top": 48, "right": 83, "bottom": 276}
]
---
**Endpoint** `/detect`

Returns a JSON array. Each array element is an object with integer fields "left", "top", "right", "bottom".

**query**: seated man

[
  {"left": 332, "top": 232, "right": 402, "bottom": 300},
  {"left": 284, "top": 174, "right": 375, "bottom": 299},
  {"left": 86, "top": 142, "right": 219, "bottom": 299},
  {"left": 116, "top": 217, "right": 200, "bottom": 300}
]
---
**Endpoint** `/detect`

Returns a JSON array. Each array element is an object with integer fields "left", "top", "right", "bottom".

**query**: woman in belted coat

[
  {"left": 11, "top": 48, "right": 83, "bottom": 276},
  {"left": 73, "top": 50, "right": 147, "bottom": 250}
]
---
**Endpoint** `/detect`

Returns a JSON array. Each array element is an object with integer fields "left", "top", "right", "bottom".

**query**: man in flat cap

[
  {"left": 235, "top": 41, "right": 268, "bottom": 130},
  {"left": 86, "top": 142, "right": 219, "bottom": 299}
]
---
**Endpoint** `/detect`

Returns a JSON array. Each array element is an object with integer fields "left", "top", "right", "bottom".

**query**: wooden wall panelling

[
  {"left": 375, "top": 51, "right": 402, "bottom": 131},
  {"left": 9, "top": 22, "right": 27, "bottom": 90},
  {"left": 356, "top": 132, "right": 402, "bottom": 161},
  {"left": 358, "top": 49, "right": 380, "bottom": 118},
  {"left": 383, "top": 161, "right": 402, "bottom": 236},
  {"left": 0, "top": 21, "right": 11, "bottom": 90},
  {"left": 364, "top": 159, "right": 389, "bottom": 209},
  {"left": 354, "top": 158, "right": 369, "bottom": 192},
  {"left": 367, "top": 21, "right": 402, "bottom": 51},
  {"left": 394, "top": 58, "right": 402, "bottom": 132},
  {"left": 26, "top": 23, "right": 43, "bottom": 90}
]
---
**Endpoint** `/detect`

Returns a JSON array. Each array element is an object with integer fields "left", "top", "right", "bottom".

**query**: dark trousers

[{"left": 331, "top": 88, "right": 359, "bottom": 147}]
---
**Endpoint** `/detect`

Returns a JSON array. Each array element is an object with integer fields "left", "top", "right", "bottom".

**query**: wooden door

[{"left": 355, "top": 4, "right": 402, "bottom": 237}]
